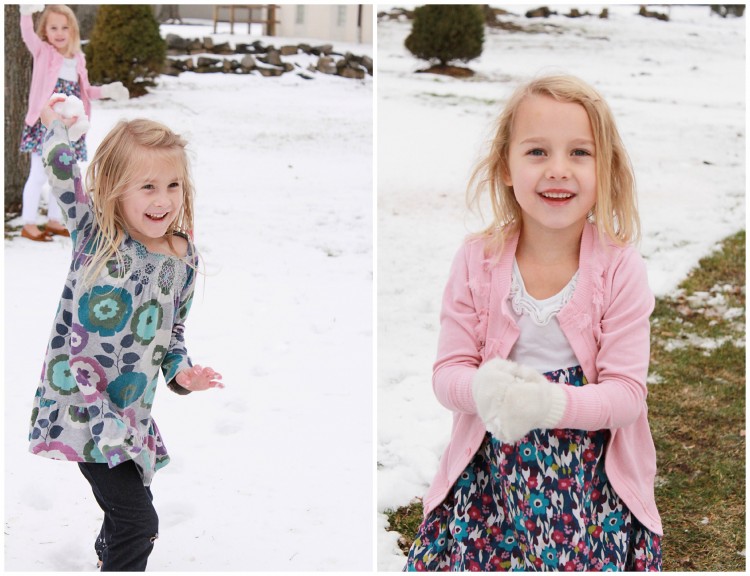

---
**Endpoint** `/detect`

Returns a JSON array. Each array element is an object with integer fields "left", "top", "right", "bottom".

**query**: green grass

[
  {"left": 648, "top": 230, "right": 745, "bottom": 571},
  {"left": 385, "top": 230, "right": 746, "bottom": 570}
]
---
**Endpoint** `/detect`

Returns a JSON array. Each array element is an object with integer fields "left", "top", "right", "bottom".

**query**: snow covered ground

[
  {"left": 377, "top": 5, "right": 744, "bottom": 570},
  {"left": 5, "top": 22, "right": 373, "bottom": 571}
]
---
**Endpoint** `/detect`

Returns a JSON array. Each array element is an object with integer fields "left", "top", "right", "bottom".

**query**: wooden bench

[{"left": 212, "top": 5, "right": 280, "bottom": 36}]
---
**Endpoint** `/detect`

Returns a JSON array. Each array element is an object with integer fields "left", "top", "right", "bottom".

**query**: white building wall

[
  {"left": 154, "top": 5, "right": 372, "bottom": 44},
  {"left": 278, "top": 5, "right": 372, "bottom": 44}
]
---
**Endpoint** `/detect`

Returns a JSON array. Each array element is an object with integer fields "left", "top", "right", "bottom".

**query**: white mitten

[
  {"left": 472, "top": 358, "right": 567, "bottom": 444},
  {"left": 101, "top": 81, "right": 129, "bottom": 101},
  {"left": 52, "top": 94, "right": 90, "bottom": 141},
  {"left": 20, "top": 4, "right": 45, "bottom": 15}
]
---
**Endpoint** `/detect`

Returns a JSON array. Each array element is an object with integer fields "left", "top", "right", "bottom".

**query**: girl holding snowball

[
  {"left": 28, "top": 95, "right": 223, "bottom": 571},
  {"left": 18, "top": 4, "right": 128, "bottom": 241},
  {"left": 405, "top": 75, "right": 662, "bottom": 571}
]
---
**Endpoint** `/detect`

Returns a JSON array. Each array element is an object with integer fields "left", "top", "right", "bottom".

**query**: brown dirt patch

[{"left": 416, "top": 64, "right": 474, "bottom": 78}]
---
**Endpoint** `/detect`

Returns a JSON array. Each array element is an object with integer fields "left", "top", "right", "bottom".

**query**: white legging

[{"left": 21, "top": 153, "right": 62, "bottom": 224}]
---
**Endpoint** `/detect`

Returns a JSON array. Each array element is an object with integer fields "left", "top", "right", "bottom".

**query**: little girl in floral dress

[{"left": 405, "top": 75, "right": 662, "bottom": 571}]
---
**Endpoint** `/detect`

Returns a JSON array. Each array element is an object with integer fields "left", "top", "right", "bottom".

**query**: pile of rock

[
  {"left": 637, "top": 5, "right": 670, "bottom": 21},
  {"left": 162, "top": 34, "right": 372, "bottom": 80},
  {"left": 524, "top": 6, "right": 609, "bottom": 19}
]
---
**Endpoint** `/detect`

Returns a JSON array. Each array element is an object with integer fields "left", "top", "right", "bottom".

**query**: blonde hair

[
  {"left": 82, "top": 119, "right": 195, "bottom": 286},
  {"left": 36, "top": 5, "right": 81, "bottom": 56},
  {"left": 468, "top": 74, "right": 640, "bottom": 257}
]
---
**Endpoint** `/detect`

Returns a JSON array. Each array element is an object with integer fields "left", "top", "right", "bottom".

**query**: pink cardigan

[
  {"left": 21, "top": 14, "right": 102, "bottom": 127},
  {"left": 425, "top": 222, "right": 663, "bottom": 535}
]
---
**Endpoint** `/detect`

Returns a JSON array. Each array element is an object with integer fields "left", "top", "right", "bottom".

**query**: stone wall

[{"left": 164, "top": 34, "right": 372, "bottom": 80}]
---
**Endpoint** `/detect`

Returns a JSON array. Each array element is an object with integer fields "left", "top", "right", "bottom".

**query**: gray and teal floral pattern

[{"left": 28, "top": 121, "right": 198, "bottom": 486}]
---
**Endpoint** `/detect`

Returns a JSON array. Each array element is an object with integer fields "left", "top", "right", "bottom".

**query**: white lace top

[
  {"left": 507, "top": 259, "right": 580, "bottom": 373},
  {"left": 58, "top": 57, "right": 78, "bottom": 82}
]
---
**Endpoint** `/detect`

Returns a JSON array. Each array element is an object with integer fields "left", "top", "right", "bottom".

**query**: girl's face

[
  {"left": 119, "top": 153, "right": 184, "bottom": 250},
  {"left": 503, "top": 94, "right": 597, "bottom": 237},
  {"left": 44, "top": 12, "right": 72, "bottom": 54}
]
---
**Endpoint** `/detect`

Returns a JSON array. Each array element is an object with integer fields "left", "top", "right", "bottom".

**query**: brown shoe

[
  {"left": 44, "top": 222, "right": 70, "bottom": 237},
  {"left": 21, "top": 226, "right": 53, "bottom": 242}
]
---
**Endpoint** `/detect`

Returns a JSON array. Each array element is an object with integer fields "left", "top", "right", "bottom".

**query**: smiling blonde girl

[
  {"left": 404, "top": 75, "right": 662, "bottom": 571},
  {"left": 28, "top": 96, "right": 222, "bottom": 571},
  {"left": 18, "top": 4, "right": 128, "bottom": 241}
]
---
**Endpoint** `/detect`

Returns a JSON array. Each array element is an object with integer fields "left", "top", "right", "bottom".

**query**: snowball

[{"left": 51, "top": 94, "right": 90, "bottom": 142}]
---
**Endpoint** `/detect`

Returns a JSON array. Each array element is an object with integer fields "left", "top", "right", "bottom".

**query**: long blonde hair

[
  {"left": 36, "top": 5, "right": 81, "bottom": 56},
  {"left": 83, "top": 119, "right": 195, "bottom": 286},
  {"left": 468, "top": 74, "right": 640, "bottom": 257}
]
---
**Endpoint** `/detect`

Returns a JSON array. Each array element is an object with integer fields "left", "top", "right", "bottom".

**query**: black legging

[{"left": 78, "top": 461, "right": 158, "bottom": 572}]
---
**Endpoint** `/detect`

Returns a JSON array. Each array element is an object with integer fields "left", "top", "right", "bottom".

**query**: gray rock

[
  {"left": 257, "top": 65, "right": 284, "bottom": 77},
  {"left": 266, "top": 49, "right": 283, "bottom": 66},
  {"left": 312, "top": 44, "right": 334, "bottom": 56},
  {"left": 361, "top": 55, "right": 373, "bottom": 75},
  {"left": 316, "top": 56, "right": 336, "bottom": 74},
  {"left": 338, "top": 65, "right": 366, "bottom": 80},
  {"left": 188, "top": 39, "right": 204, "bottom": 53},
  {"left": 212, "top": 42, "right": 234, "bottom": 55},
  {"left": 165, "top": 33, "right": 188, "bottom": 50},
  {"left": 196, "top": 56, "right": 221, "bottom": 68},
  {"left": 240, "top": 54, "right": 257, "bottom": 70}
]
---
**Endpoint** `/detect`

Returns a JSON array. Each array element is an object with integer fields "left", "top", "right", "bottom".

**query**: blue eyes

[
  {"left": 141, "top": 183, "right": 181, "bottom": 191},
  {"left": 525, "top": 148, "right": 592, "bottom": 157}
]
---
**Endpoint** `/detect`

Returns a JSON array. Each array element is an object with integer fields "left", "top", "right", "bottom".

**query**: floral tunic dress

[{"left": 28, "top": 121, "right": 197, "bottom": 486}]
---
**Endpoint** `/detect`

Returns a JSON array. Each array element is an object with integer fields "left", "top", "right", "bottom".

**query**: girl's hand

[
  {"left": 175, "top": 365, "right": 224, "bottom": 392},
  {"left": 40, "top": 95, "right": 77, "bottom": 130},
  {"left": 101, "top": 81, "right": 130, "bottom": 101},
  {"left": 472, "top": 358, "right": 567, "bottom": 443},
  {"left": 20, "top": 5, "right": 45, "bottom": 15}
]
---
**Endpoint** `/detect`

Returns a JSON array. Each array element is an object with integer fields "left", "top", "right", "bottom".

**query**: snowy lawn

[
  {"left": 377, "top": 5, "right": 744, "bottom": 569},
  {"left": 5, "top": 22, "right": 373, "bottom": 571}
]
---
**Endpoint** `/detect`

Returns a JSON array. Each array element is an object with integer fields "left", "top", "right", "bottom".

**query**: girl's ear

[{"left": 501, "top": 163, "right": 513, "bottom": 187}]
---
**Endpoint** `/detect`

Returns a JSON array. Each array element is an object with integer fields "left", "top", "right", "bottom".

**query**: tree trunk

[
  {"left": 70, "top": 5, "right": 99, "bottom": 40},
  {"left": 4, "top": 5, "right": 32, "bottom": 216}
]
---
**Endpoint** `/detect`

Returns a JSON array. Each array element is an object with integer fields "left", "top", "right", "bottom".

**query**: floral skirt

[
  {"left": 405, "top": 366, "right": 662, "bottom": 572},
  {"left": 20, "top": 78, "right": 87, "bottom": 161}
]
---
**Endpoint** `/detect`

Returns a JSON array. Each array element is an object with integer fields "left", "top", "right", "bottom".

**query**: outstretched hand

[
  {"left": 40, "top": 94, "right": 78, "bottom": 130},
  {"left": 175, "top": 365, "right": 224, "bottom": 391},
  {"left": 20, "top": 5, "right": 45, "bottom": 16}
]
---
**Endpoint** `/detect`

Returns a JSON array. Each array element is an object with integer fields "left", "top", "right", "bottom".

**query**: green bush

[
  {"left": 85, "top": 5, "right": 166, "bottom": 97},
  {"left": 405, "top": 5, "right": 485, "bottom": 67}
]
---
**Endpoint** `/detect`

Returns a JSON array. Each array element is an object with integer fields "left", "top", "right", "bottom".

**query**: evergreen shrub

[
  {"left": 85, "top": 5, "right": 166, "bottom": 97},
  {"left": 405, "top": 5, "right": 485, "bottom": 67}
]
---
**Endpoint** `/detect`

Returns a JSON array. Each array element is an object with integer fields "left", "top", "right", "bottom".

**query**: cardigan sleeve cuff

[
  {"left": 540, "top": 383, "right": 568, "bottom": 429},
  {"left": 556, "top": 384, "right": 605, "bottom": 430},
  {"left": 449, "top": 371, "right": 478, "bottom": 414}
]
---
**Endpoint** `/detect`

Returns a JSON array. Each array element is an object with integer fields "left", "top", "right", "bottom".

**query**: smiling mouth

[
  {"left": 539, "top": 191, "right": 575, "bottom": 200},
  {"left": 146, "top": 212, "right": 169, "bottom": 222}
]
